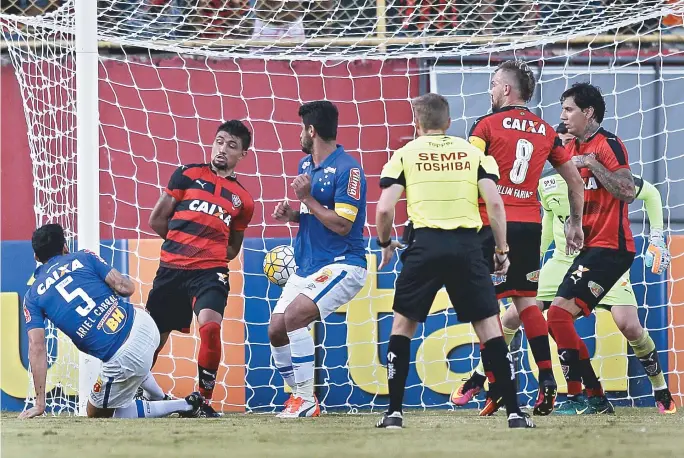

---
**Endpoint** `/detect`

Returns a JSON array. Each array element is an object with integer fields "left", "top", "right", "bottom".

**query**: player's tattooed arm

[
  {"left": 585, "top": 157, "right": 636, "bottom": 202},
  {"left": 149, "top": 193, "right": 178, "bottom": 239},
  {"left": 105, "top": 268, "right": 136, "bottom": 297},
  {"left": 20, "top": 329, "right": 48, "bottom": 418}
]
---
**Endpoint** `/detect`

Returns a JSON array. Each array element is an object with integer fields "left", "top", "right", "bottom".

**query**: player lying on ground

[
  {"left": 375, "top": 93, "right": 534, "bottom": 429},
  {"left": 467, "top": 60, "right": 585, "bottom": 416},
  {"left": 269, "top": 101, "right": 368, "bottom": 418},
  {"left": 146, "top": 120, "right": 255, "bottom": 417},
  {"left": 454, "top": 124, "right": 676, "bottom": 414},
  {"left": 21, "top": 224, "right": 204, "bottom": 419}
]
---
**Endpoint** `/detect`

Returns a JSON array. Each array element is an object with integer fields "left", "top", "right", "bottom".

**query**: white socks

[
  {"left": 113, "top": 399, "right": 191, "bottom": 418},
  {"left": 140, "top": 372, "right": 165, "bottom": 401},
  {"left": 271, "top": 344, "right": 296, "bottom": 394},
  {"left": 287, "top": 328, "right": 315, "bottom": 402}
]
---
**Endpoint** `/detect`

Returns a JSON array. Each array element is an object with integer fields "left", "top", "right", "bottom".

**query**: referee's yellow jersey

[{"left": 379, "top": 135, "right": 499, "bottom": 230}]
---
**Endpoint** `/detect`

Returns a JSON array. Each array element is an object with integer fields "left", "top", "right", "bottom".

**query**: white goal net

[{"left": 3, "top": 0, "right": 684, "bottom": 414}]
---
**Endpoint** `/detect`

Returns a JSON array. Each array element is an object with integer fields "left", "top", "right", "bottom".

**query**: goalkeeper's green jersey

[{"left": 538, "top": 173, "right": 663, "bottom": 262}]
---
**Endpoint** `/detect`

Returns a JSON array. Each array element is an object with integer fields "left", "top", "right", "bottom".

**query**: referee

[{"left": 374, "top": 93, "right": 534, "bottom": 430}]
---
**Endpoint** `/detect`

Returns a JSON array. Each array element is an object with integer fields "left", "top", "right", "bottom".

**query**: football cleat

[
  {"left": 508, "top": 412, "right": 536, "bottom": 429},
  {"left": 479, "top": 392, "right": 504, "bottom": 417},
  {"left": 277, "top": 396, "right": 320, "bottom": 418},
  {"left": 655, "top": 389, "right": 677, "bottom": 415},
  {"left": 533, "top": 377, "right": 558, "bottom": 416},
  {"left": 179, "top": 391, "right": 205, "bottom": 418},
  {"left": 452, "top": 373, "right": 485, "bottom": 406},
  {"left": 199, "top": 400, "right": 222, "bottom": 418},
  {"left": 554, "top": 395, "right": 592, "bottom": 415},
  {"left": 376, "top": 411, "right": 403, "bottom": 429},
  {"left": 588, "top": 395, "right": 615, "bottom": 415}
]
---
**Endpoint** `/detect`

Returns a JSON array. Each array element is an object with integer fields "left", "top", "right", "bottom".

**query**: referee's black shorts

[{"left": 392, "top": 228, "right": 500, "bottom": 324}]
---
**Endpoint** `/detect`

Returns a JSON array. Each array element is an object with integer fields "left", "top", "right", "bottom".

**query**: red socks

[
  {"left": 519, "top": 306, "right": 552, "bottom": 371},
  {"left": 198, "top": 322, "right": 222, "bottom": 400}
]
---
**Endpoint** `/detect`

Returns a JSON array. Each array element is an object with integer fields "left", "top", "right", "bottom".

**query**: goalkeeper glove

[{"left": 645, "top": 229, "right": 670, "bottom": 275}]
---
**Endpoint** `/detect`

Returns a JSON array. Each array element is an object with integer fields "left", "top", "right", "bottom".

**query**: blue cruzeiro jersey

[
  {"left": 23, "top": 250, "right": 135, "bottom": 362},
  {"left": 295, "top": 146, "right": 368, "bottom": 277}
]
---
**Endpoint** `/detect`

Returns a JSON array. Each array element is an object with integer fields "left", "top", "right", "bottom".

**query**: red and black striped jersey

[
  {"left": 469, "top": 106, "right": 571, "bottom": 224},
  {"left": 160, "top": 164, "right": 254, "bottom": 270},
  {"left": 566, "top": 128, "right": 635, "bottom": 253}
]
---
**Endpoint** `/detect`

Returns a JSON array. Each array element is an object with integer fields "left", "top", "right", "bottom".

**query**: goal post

[
  {"left": 74, "top": 0, "right": 102, "bottom": 417},
  {"left": 3, "top": 0, "right": 684, "bottom": 414}
]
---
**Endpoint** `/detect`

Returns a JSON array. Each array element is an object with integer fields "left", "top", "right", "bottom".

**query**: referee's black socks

[
  {"left": 481, "top": 336, "right": 521, "bottom": 415},
  {"left": 387, "top": 334, "right": 411, "bottom": 415}
]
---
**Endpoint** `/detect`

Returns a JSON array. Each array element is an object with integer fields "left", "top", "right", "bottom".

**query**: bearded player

[
  {"left": 459, "top": 60, "right": 585, "bottom": 416},
  {"left": 538, "top": 82, "right": 643, "bottom": 416},
  {"left": 455, "top": 123, "right": 677, "bottom": 414},
  {"left": 269, "top": 101, "right": 368, "bottom": 418},
  {"left": 146, "top": 120, "right": 255, "bottom": 417},
  {"left": 21, "top": 224, "right": 204, "bottom": 419}
]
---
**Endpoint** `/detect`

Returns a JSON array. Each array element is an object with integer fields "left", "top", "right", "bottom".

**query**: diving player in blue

[
  {"left": 269, "top": 101, "right": 368, "bottom": 418},
  {"left": 20, "top": 224, "right": 204, "bottom": 419}
]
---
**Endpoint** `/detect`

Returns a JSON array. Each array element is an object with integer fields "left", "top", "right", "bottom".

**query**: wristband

[{"left": 376, "top": 237, "right": 392, "bottom": 248}]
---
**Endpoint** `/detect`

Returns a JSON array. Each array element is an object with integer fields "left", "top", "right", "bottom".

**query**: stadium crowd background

[{"left": 3, "top": 0, "right": 683, "bottom": 41}]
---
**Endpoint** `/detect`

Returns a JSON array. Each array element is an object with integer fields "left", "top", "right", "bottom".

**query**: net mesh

[{"left": 3, "top": 0, "right": 684, "bottom": 413}]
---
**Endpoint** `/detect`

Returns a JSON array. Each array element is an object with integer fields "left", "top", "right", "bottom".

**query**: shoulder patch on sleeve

[
  {"left": 22, "top": 298, "right": 32, "bottom": 324},
  {"left": 347, "top": 168, "right": 361, "bottom": 200}
]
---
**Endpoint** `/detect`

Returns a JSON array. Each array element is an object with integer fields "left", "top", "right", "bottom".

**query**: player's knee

[
  {"left": 268, "top": 317, "right": 288, "bottom": 346},
  {"left": 199, "top": 321, "right": 221, "bottom": 350},
  {"left": 615, "top": 316, "right": 642, "bottom": 341}
]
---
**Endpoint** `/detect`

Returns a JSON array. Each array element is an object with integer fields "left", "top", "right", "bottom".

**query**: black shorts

[
  {"left": 146, "top": 266, "right": 230, "bottom": 334},
  {"left": 480, "top": 222, "right": 541, "bottom": 299},
  {"left": 556, "top": 248, "right": 635, "bottom": 316},
  {"left": 393, "top": 228, "right": 500, "bottom": 324}
]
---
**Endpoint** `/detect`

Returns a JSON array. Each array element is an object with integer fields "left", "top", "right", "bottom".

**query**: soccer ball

[{"left": 263, "top": 245, "right": 297, "bottom": 286}]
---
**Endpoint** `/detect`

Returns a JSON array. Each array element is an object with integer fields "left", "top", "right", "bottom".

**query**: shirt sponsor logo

[
  {"left": 583, "top": 177, "right": 600, "bottom": 190},
  {"left": 588, "top": 281, "right": 604, "bottom": 298},
  {"left": 416, "top": 152, "right": 471, "bottom": 172},
  {"left": 301, "top": 161, "right": 311, "bottom": 170},
  {"left": 347, "top": 168, "right": 361, "bottom": 200},
  {"left": 526, "top": 270, "right": 540, "bottom": 282},
  {"left": 502, "top": 117, "right": 547, "bottom": 135},
  {"left": 36, "top": 259, "right": 85, "bottom": 295},
  {"left": 188, "top": 200, "right": 233, "bottom": 227},
  {"left": 324, "top": 167, "right": 336, "bottom": 174},
  {"left": 542, "top": 177, "right": 557, "bottom": 191},
  {"left": 99, "top": 305, "right": 127, "bottom": 335}
]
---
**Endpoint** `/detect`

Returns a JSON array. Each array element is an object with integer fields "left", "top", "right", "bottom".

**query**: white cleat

[{"left": 276, "top": 396, "right": 321, "bottom": 418}]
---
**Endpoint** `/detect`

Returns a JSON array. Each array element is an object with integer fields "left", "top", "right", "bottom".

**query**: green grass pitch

[{"left": 2, "top": 408, "right": 683, "bottom": 458}]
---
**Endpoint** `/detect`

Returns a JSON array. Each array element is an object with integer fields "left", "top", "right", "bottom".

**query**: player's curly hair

[
  {"left": 32, "top": 223, "right": 66, "bottom": 263},
  {"left": 299, "top": 100, "right": 339, "bottom": 141},
  {"left": 497, "top": 60, "right": 536, "bottom": 102},
  {"left": 560, "top": 82, "right": 606, "bottom": 124}
]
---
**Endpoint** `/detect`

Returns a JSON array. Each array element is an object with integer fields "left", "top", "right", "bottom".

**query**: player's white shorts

[
  {"left": 537, "top": 256, "right": 637, "bottom": 308},
  {"left": 89, "top": 309, "right": 160, "bottom": 409},
  {"left": 252, "top": 17, "right": 305, "bottom": 40},
  {"left": 273, "top": 264, "right": 367, "bottom": 320}
]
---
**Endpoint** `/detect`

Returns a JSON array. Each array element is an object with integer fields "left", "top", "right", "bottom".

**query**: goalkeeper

[{"left": 454, "top": 124, "right": 676, "bottom": 415}]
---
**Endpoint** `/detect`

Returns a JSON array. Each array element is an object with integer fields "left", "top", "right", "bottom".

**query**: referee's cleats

[
  {"left": 508, "top": 412, "right": 536, "bottom": 429},
  {"left": 376, "top": 411, "right": 403, "bottom": 429}
]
